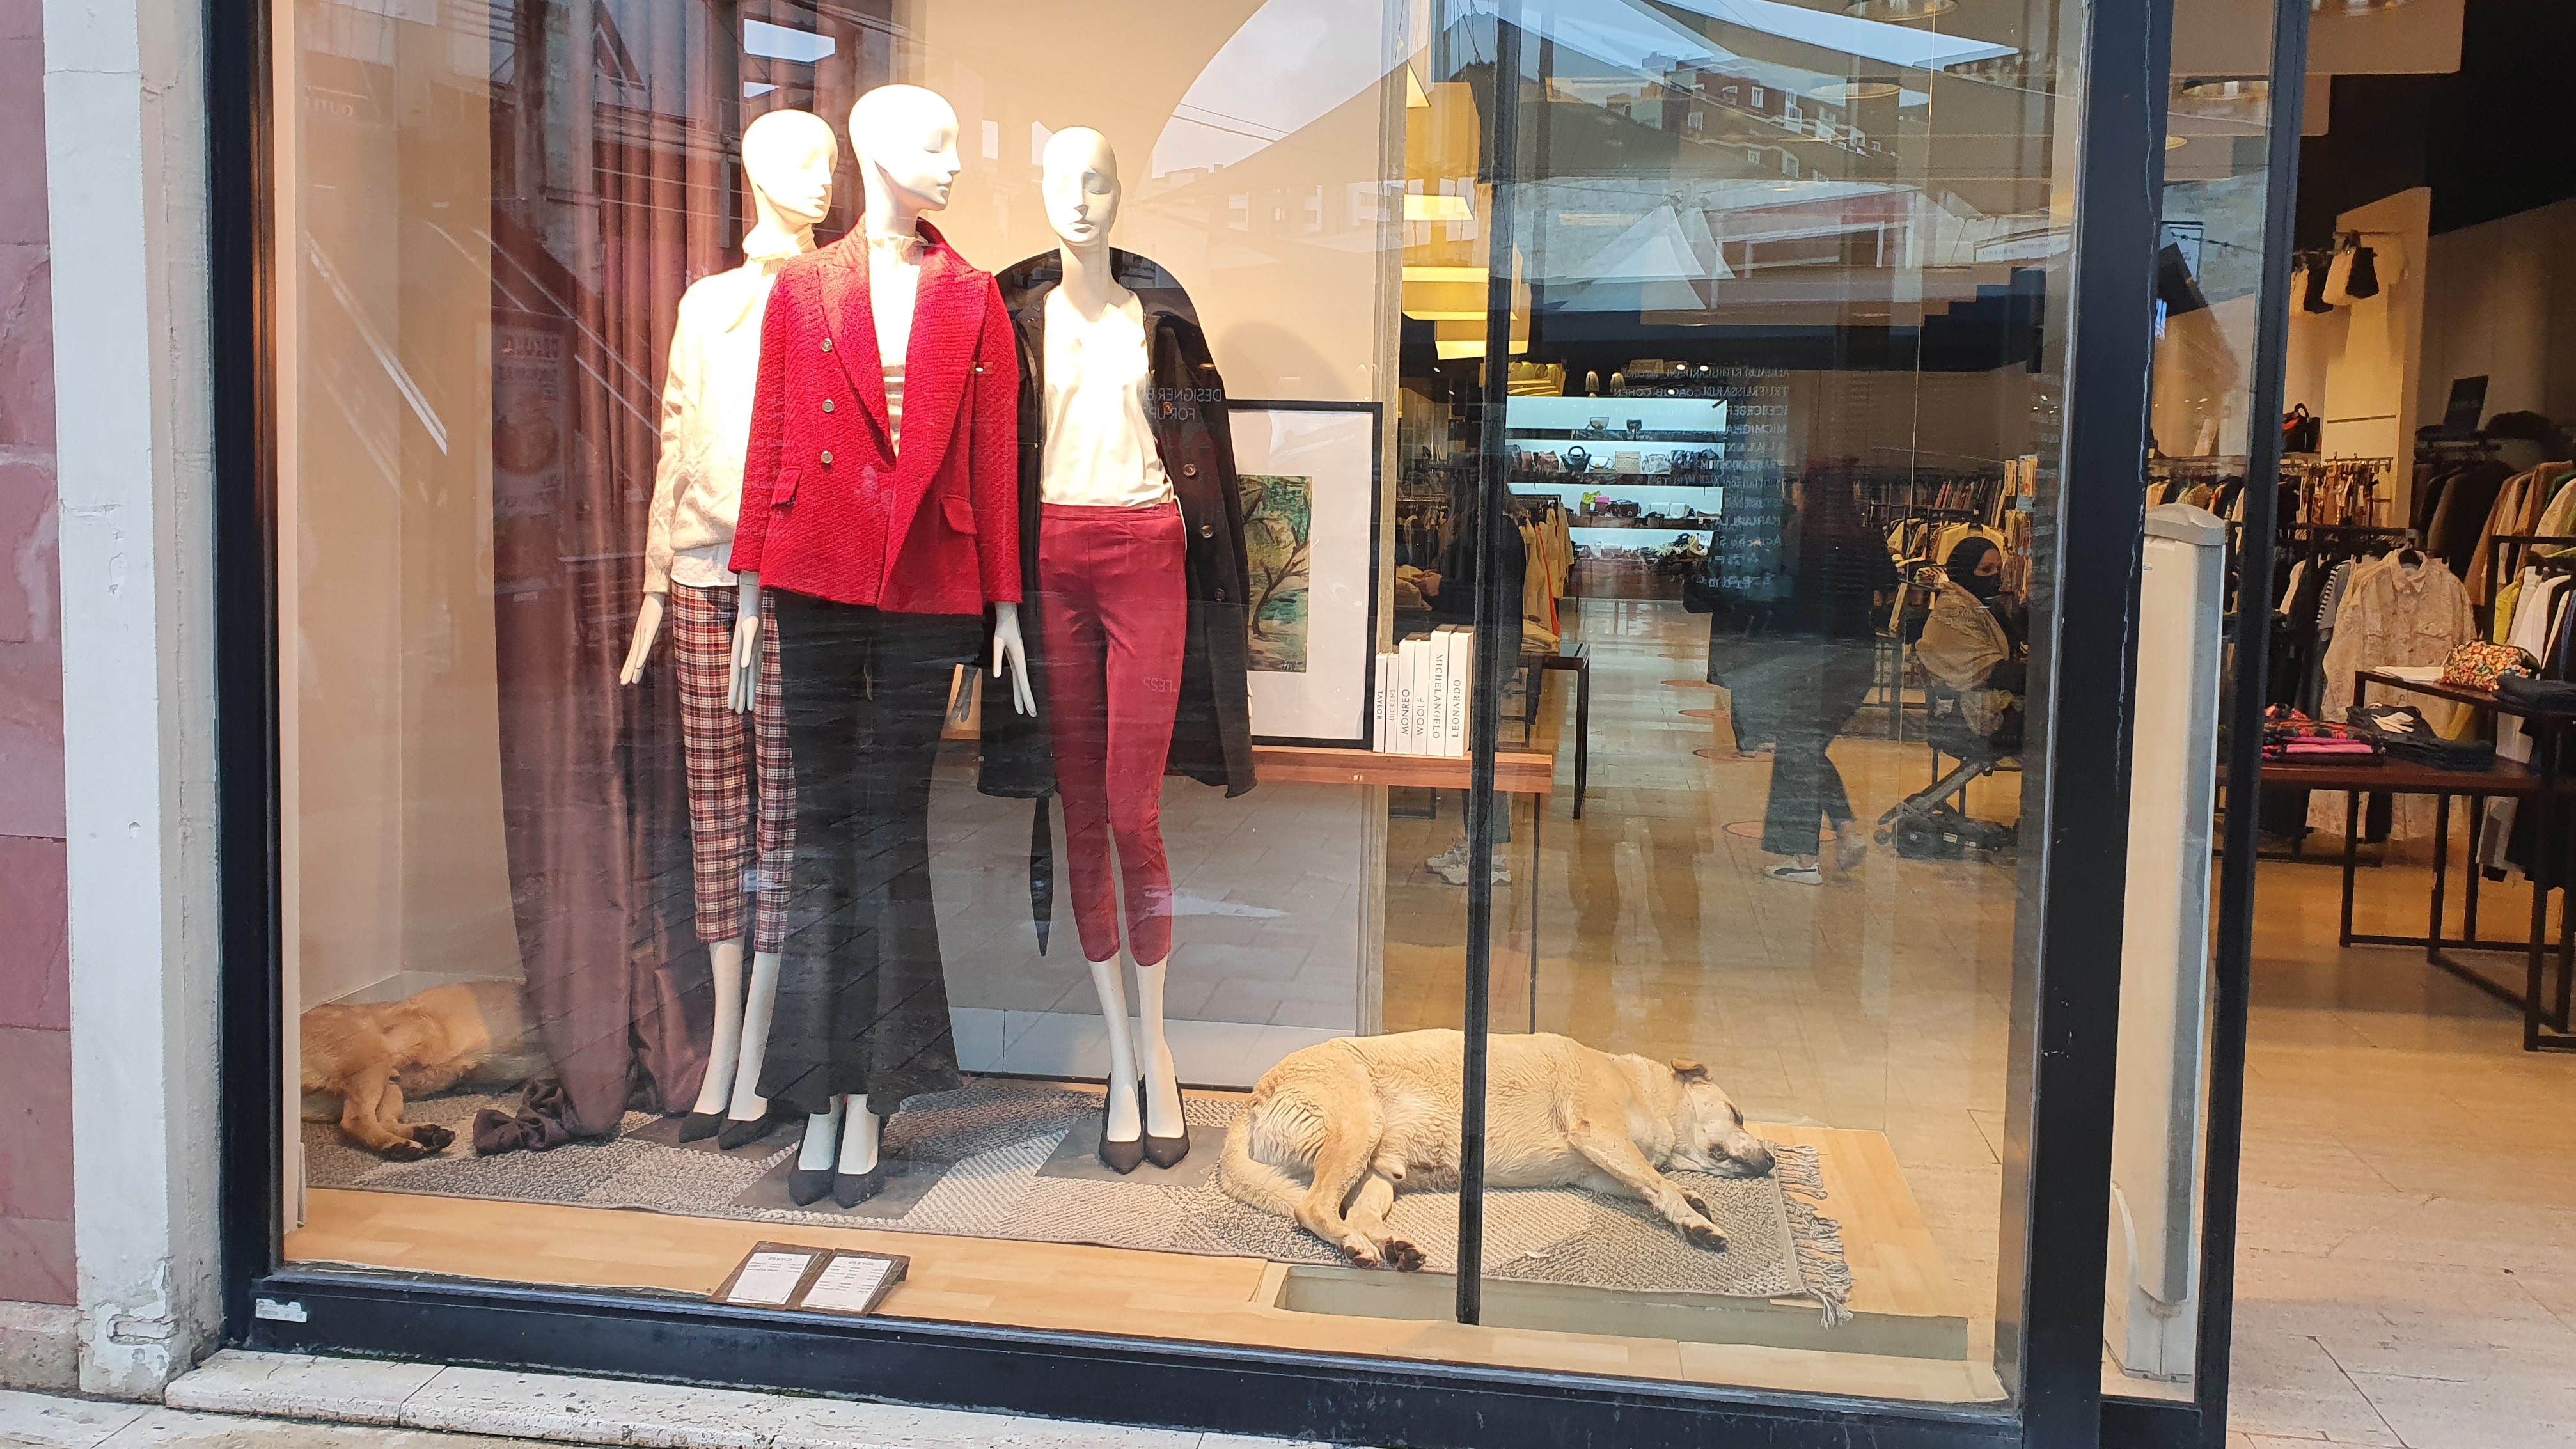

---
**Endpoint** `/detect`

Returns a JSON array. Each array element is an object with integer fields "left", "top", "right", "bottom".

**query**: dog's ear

[{"left": 1670, "top": 1059, "right": 1708, "bottom": 1082}]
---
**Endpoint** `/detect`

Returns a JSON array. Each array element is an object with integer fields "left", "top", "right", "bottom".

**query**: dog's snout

[{"left": 1730, "top": 1136, "right": 1776, "bottom": 1176}]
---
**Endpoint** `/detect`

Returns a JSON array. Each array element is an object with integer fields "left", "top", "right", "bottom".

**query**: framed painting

[{"left": 1225, "top": 400, "right": 1383, "bottom": 746}]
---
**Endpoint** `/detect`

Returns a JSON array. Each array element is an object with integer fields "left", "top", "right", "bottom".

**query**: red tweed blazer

[{"left": 729, "top": 223, "right": 1021, "bottom": 614}]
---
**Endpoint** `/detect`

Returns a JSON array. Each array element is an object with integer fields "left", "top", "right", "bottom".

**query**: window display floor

[{"left": 285, "top": 1122, "right": 1995, "bottom": 1402}]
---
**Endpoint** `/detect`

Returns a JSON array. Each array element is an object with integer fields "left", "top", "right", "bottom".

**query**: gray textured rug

[{"left": 307, "top": 1078, "right": 1851, "bottom": 1324}]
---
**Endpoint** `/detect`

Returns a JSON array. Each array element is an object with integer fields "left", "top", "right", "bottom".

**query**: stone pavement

[{"left": 0, "top": 1351, "right": 1333, "bottom": 1449}]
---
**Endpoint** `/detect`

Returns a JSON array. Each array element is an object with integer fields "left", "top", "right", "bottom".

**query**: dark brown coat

[{"left": 980, "top": 249, "right": 1257, "bottom": 799}]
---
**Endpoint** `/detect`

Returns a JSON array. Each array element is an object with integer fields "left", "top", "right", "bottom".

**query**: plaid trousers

[{"left": 670, "top": 581, "right": 794, "bottom": 950}]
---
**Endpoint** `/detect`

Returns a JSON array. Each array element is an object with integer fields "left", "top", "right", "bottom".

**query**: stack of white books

[{"left": 1371, "top": 627, "right": 1472, "bottom": 757}]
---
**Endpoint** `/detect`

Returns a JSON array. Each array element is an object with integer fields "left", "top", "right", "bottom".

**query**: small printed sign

[{"left": 710, "top": 1241, "right": 909, "bottom": 1318}]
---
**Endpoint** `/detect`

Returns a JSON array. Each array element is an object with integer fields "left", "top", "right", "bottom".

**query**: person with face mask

[{"left": 1917, "top": 535, "right": 2025, "bottom": 742}]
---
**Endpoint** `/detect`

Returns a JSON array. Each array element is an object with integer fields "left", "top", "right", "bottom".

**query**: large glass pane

[
  {"left": 271, "top": 0, "right": 2110, "bottom": 1413},
  {"left": 1447, "top": 0, "right": 2105, "bottom": 1407}
]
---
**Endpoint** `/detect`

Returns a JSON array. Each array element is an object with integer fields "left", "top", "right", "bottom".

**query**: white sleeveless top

[{"left": 868, "top": 231, "right": 922, "bottom": 450}]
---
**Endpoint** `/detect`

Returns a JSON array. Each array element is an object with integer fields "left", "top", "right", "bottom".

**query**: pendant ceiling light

[{"left": 1844, "top": 0, "right": 1958, "bottom": 21}]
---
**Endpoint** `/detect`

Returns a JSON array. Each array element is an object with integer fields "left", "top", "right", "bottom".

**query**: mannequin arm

[
  {"left": 619, "top": 593, "right": 666, "bottom": 685},
  {"left": 727, "top": 574, "right": 764, "bottom": 714},
  {"left": 993, "top": 602, "right": 1036, "bottom": 717}
]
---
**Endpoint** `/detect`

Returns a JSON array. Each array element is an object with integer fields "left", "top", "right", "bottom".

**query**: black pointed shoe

[
  {"left": 677, "top": 1111, "right": 725, "bottom": 1143},
  {"left": 1142, "top": 1122, "right": 1190, "bottom": 1170},
  {"left": 1140, "top": 1077, "right": 1189, "bottom": 1168},
  {"left": 833, "top": 1164, "right": 888, "bottom": 1208},
  {"left": 716, "top": 1111, "right": 774, "bottom": 1150},
  {"left": 786, "top": 1166, "right": 835, "bottom": 1206},
  {"left": 1097, "top": 1092, "right": 1145, "bottom": 1174}
]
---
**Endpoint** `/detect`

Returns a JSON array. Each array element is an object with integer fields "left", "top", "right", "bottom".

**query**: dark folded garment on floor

[
  {"left": 2343, "top": 705, "right": 2495, "bottom": 770},
  {"left": 2497, "top": 675, "right": 2576, "bottom": 712},
  {"left": 473, "top": 1077, "right": 590, "bottom": 1154}
]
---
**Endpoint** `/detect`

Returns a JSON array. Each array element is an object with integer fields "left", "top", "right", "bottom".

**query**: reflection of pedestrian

[{"left": 1760, "top": 478, "right": 1896, "bottom": 885}]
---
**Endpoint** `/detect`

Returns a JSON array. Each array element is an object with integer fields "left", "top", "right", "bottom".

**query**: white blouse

[{"left": 1040, "top": 287, "right": 1174, "bottom": 508}]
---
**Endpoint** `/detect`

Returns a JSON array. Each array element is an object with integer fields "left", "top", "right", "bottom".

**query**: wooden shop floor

[{"left": 287, "top": 1122, "right": 2003, "bottom": 1405}]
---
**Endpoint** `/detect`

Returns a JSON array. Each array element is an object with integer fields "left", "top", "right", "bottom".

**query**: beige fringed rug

[{"left": 307, "top": 1077, "right": 1852, "bottom": 1326}]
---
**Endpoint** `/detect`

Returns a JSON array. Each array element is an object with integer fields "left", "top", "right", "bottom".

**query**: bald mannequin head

[
  {"left": 849, "top": 84, "right": 961, "bottom": 231},
  {"left": 1041, "top": 128, "right": 1122, "bottom": 253},
  {"left": 741, "top": 109, "right": 836, "bottom": 235}
]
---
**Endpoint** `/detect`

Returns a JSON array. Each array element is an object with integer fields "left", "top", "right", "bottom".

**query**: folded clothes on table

[
  {"left": 2344, "top": 704, "right": 2495, "bottom": 771},
  {"left": 2497, "top": 675, "right": 2576, "bottom": 712}
]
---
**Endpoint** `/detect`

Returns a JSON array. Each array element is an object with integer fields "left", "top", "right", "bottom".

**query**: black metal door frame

[{"left": 200, "top": 0, "right": 2269, "bottom": 1443}]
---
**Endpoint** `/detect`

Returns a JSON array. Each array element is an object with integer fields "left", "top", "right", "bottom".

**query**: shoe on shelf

[{"left": 1425, "top": 838, "right": 1470, "bottom": 875}]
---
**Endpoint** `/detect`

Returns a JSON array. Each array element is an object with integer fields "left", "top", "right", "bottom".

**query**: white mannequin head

[
  {"left": 849, "top": 84, "right": 961, "bottom": 233},
  {"left": 741, "top": 109, "right": 836, "bottom": 241},
  {"left": 1041, "top": 128, "right": 1122, "bottom": 253}
]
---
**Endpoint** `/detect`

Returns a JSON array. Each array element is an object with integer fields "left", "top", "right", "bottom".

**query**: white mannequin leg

[
  {"left": 725, "top": 949, "right": 783, "bottom": 1122},
  {"left": 1135, "top": 952, "right": 1182, "bottom": 1140},
  {"left": 796, "top": 1098, "right": 844, "bottom": 1171},
  {"left": 1088, "top": 953, "right": 1142, "bottom": 1143},
  {"left": 836, "top": 1093, "right": 881, "bottom": 1175},
  {"left": 690, "top": 940, "right": 748, "bottom": 1116}
]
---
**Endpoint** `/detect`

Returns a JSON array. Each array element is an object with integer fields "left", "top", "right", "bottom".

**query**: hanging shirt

[
  {"left": 1039, "top": 286, "right": 1176, "bottom": 508},
  {"left": 2309, "top": 554, "right": 2476, "bottom": 841}
]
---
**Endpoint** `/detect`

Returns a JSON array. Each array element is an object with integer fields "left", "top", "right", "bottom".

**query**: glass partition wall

[
  {"left": 249, "top": 0, "right": 2211, "bottom": 1436},
  {"left": 1439, "top": 0, "right": 2093, "bottom": 1406}
]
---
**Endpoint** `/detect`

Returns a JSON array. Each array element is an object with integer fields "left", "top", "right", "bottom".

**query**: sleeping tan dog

[
  {"left": 300, "top": 981, "right": 546, "bottom": 1159},
  {"left": 1220, "top": 1029, "right": 1775, "bottom": 1270}
]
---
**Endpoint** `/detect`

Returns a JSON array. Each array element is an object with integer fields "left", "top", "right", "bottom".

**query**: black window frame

[{"left": 200, "top": 0, "right": 2290, "bottom": 1443}]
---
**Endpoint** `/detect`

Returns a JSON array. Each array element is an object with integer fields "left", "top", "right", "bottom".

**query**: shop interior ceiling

[{"left": 2289, "top": 0, "right": 2575, "bottom": 246}]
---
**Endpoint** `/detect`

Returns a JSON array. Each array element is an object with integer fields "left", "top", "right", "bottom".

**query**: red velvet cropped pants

[{"left": 1037, "top": 502, "right": 1188, "bottom": 965}]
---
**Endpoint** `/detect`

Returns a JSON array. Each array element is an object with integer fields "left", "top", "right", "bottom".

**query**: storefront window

[{"left": 276, "top": 0, "right": 2109, "bottom": 1407}]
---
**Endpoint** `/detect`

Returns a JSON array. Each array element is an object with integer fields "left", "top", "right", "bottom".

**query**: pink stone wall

[{"left": 0, "top": 0, "right": 74, "bottom": 1307}]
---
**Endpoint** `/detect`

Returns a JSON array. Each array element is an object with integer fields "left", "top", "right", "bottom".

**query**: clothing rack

[{"left": 2481, "top": 534, "right": 2576, "bottom": 636}]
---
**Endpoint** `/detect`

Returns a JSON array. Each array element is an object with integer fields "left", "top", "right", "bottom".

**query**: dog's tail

[{"left": 1217, "top": 1111, "right": 1308, "bottom": 1217}]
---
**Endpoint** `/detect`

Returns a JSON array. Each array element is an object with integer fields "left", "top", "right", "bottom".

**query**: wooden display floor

[{"left": 287, "top": 1124, "right": 2002, "bottom": 1404}]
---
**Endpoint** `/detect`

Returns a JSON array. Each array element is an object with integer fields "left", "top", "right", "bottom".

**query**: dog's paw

[
  {"left": 1681, "top": 1220, "right": 1729, "bottom": 1251},
  {"left": 1681, "top": 1191, "right": 1711, "bottom": 1218},
  {"left": 410, "top": 1123, "right": 456, "bottom": 1153},
  {"left": 1340, "top": 1238, "right": 1383, "bottom": 1269},
  {"left": 375, "top": 1138, "right": 436, "bottom": 1162},
  {"left": 1383, "top": 1239, "right": 1427, "bottom": 1273}
]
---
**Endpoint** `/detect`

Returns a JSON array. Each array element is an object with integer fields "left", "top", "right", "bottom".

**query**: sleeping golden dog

[
  {"left": 1220, "top": 1029, "right": 1775, "bottom": 1269},
  {"left": 299, "top": 982, "right": 545, "bottom": 1159}
]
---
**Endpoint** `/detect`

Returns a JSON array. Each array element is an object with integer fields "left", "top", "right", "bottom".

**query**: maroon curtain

[
  {"left": 485, "top": 0, "right": 731, "bottom": 1136},
  {"left": 480, "top": 1, "right": 892, "bottom": 1138}
]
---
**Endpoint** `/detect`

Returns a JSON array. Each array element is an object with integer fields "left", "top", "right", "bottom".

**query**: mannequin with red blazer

[{"left": 718, "top": 84, "right": 1034, "bottom": 1209}]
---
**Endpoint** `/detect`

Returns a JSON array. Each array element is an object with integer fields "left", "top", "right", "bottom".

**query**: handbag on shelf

[
  {"left": 2438, "top": 641, "right": 2538, "bottom": 691},
  {"left": 1612, "top": 449, "right": 1644, "bottom": 474},
  {"left": 2282, "top": 404, "right": 2321, "bottom": 455}
]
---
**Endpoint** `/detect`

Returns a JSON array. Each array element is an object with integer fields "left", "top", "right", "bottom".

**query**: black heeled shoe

[
  {"left": 833, "top": 1164, "right": 889, "bottom": 1207},
  {"left": 716, "top": 1111, "right": 775, "bottom": 1150},
  {"left": 1140, "top": 1083, "right": 1189, "bottom": 1170},
  {"left": 1097, "top": 1089, "right": 1144, "bottom": 1175},
  {"left": 786, "top": 1166, "right": 835, "bottom": 1206},
  {"left": 676, "top": 1111, "right": 725, "bottom": 1143}
]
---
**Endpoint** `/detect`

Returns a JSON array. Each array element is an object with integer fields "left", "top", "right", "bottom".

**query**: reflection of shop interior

[{"left": 2210, "top": 3, "right": 2576, "bottom": 1436}]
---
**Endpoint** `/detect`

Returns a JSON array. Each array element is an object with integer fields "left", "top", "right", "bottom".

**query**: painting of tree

[{"left": 1239, "top": 473, "right": 1313, "bottom": 671}]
